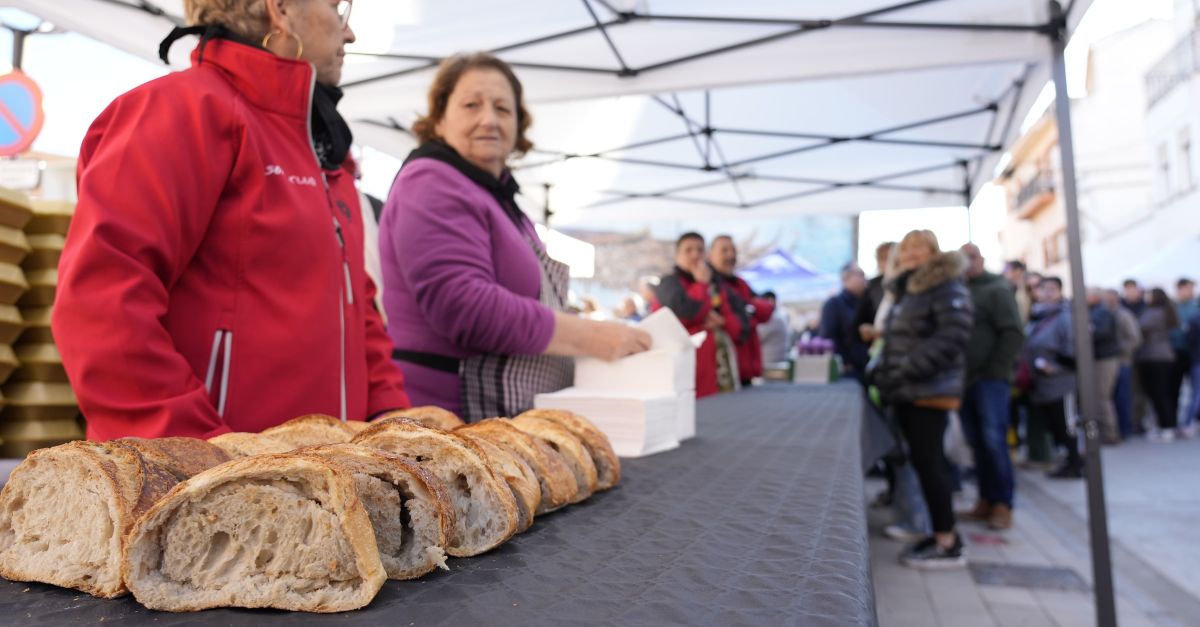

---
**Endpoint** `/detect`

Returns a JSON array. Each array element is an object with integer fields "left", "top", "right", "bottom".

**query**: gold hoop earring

[{"left": 261, "top": 30, "right": 304, "bottom": 60}]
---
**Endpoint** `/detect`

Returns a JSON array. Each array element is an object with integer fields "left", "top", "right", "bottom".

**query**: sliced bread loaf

[
  {"left": 260, "top": 414, "right": 356, "bottom": 448},
  {"left": 509, "top": 416, "right": 598, "bottom": 504},
  {"left": 516, "top": 409, "right": 620, "bottom": 491},
  {"left": 455, "top": 418, "right": 576, "bottom": 514},
  {"left": 298, "top": 443, "right": 455, "bottom": 579},
  {"left": 351, "top": 420, "right": 518, "bottom": 557},
  {"left": 0, "top": 441, "right": 177, "bottom": 598},
  {"left": 122, "top": 454, "right": 385, "bottom": 612},
  {"left": 111, "top": 437, "right": 232, "bottom": 480}
]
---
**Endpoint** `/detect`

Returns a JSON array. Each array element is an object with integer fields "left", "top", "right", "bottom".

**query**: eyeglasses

[{"left": 335, "top": 0, "right": 353, "bottom": 28}]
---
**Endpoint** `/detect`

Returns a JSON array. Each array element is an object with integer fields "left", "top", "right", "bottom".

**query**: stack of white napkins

[{"left": 535, "top": 309, "right": 700, "bottom": 458}]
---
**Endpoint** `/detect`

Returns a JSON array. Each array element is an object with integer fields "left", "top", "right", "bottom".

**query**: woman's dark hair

[
  {"left": 412, "top": 52, "right": 533, "bottom": 156},
  {"left": 675, "top": 232, "right": 704, "bottom": 250},
  {"left": 1149, "top": 288, "right": 1179, "bottom": 328}
]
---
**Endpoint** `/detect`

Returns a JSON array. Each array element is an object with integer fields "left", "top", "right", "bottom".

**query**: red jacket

[
  {"left": 653, "top": 267, "right": 742, "bottom": 398},
  {"left": 717, "top": 274, "right": 775, "bottom": 380},
  {"left": 54, "top": 39, "right": 409, "bottom": 440}
]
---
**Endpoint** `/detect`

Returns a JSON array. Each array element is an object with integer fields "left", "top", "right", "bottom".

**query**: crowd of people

[{"left": 813, "top": 231, "right": 1200, "bottom": 570}]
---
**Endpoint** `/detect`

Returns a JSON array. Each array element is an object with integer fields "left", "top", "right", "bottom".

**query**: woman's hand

[
  {"left": 585, "top": 321, "right": 653, "bottom": 361},
  {"left": 859, "top": 324, "right": 880, "bottom": 342},
  {"left": 691, "top": 260, "right": 712, "bottom": 284},
  {"left": 546, "top": 312, "right": 652, "bottom": 361}
]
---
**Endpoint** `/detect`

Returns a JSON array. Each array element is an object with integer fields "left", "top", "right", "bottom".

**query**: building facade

[{"left": 997, "top": 16, "right": 1187, "bottom": 290}]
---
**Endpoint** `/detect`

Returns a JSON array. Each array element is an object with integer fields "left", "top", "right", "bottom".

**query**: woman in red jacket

[
  {"left": 53, "top": 0, "right": 409, "bottom": 439},
  {"left": 653, "top": 232, "right": 742, "bottom": 397}
]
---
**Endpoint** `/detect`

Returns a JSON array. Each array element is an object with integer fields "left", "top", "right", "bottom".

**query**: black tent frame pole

[{"left": 1047, "top": 3, "right": 1116, "bottom": 627}]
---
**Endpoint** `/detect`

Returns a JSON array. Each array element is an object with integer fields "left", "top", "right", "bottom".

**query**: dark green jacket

[{"left": 965, "top": 271, "right": 1025, "bottom": 383}]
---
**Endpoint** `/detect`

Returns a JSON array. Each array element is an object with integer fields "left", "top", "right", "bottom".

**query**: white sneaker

[
  {"left": 884, "top": 524, "right": 927, "bottom": 542},
  {"left": 1178, "top": 424, "right": 1198, "bottom": 439},
  {"left": 1149, "top": 429, "right": 1176, "bottom": 443}
]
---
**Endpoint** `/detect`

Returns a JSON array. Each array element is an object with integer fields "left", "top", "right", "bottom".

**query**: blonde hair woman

[{"left": 867, "top": 229, "right": 974, "bottom": 569}]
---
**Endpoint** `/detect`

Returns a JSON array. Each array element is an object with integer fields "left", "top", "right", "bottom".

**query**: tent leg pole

[{"left": 1048, "top": 3, "right": 1117, "bottom": 626}]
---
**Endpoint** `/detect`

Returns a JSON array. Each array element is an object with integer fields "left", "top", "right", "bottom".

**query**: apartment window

[
  {"left": 1179, "top": 127, "right": 1194, "bottom": 192},
  {"left": 1157, "top": 142, "right": 1173, "bottom": 200}
]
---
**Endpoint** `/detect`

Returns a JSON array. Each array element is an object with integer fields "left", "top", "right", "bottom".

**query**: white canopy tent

[{"left": 8, "top": 1, "right": 1119, "bottom": 624}]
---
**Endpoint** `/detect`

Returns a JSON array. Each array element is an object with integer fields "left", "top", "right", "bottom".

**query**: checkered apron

[{"left": 459, "top": 232, "right": 574, "bottom": 422}]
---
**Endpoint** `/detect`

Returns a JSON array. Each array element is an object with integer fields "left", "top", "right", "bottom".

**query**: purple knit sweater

[{"left": 379, "top": 159, "right": 556, "bottom": 414}]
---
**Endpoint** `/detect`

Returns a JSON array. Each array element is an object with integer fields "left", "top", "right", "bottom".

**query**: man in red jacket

[{"left": 708, "top": 236, "right": 775, "bottom": 385}]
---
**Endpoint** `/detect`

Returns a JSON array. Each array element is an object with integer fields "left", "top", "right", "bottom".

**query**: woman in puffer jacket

[{"left": 869, "top": 229, "right": 974, "bottom": 569}]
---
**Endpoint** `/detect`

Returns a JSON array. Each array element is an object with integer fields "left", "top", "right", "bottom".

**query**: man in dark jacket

[
  {"left": 819, "top": 262, "right": 869, "bottom": 381},
  {"left": 1088, "top": 288, "right": 1121, "bottom": 443},
  {"left": 957, "top": 244, "right": 1024, "bottom": 530}
]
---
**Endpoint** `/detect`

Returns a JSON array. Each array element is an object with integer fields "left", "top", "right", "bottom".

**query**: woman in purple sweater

[{"left": 380, "top": 53, "right": 650, "bottom": 421}]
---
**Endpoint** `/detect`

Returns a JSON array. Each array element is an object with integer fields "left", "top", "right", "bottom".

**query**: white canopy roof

[{"left": 12, "top": 0, "right": 1093, "bottom": 221}]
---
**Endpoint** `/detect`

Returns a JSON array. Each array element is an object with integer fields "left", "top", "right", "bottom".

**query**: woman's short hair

[
  {"left": 412, "top": 52, "right": 534, "bottom": 156},
  {"left": 899, "top": 229, "right": 941, "bottom": 256},
  {"left": 184, "top": 0, "right": 270, "bottom": 40}
]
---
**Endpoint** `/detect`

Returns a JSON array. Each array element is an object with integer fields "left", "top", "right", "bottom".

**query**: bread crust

[
  {"left": 261, "top": 414, "right": 356, "bottom": 447},
  {"left": 111, "top": 437, "right": 233, "bottom": 480},
  {"left": 373, "top": 406, "right": 465, "bottom": 431},
  {"left": 509, "top": 416, "right": 598, "bottom": 503},
  {"left": 121, "top": 454, "right": 385, "bottom": 612},
  {"left": 516, "top": 409, "right": 620, "bottom": 491},
  {"left": 295, "top": 443, "right": 456, "bottom": 579},
  {"left": 207, "top": 432, "right": 294, "bottom": 457},
  {"left": 456, "top": 419, "right": 576, "bottom": 514}
]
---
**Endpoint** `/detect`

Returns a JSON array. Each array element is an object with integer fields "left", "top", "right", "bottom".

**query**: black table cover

[{"left": 0, "top": 383, "right": 878, "bottom": 626}]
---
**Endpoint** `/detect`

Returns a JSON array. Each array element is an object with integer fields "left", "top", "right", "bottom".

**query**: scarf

[{"left": 402, "top": 139, "right": 525, "bottom": 229}]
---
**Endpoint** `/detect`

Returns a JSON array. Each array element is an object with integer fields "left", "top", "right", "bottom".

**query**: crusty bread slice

[
  {"left": 374, "top": 406, "right": 465, "bottom": 431},
  {"left": 298, "top": 443, "right": 455, "bottom": 580},
  {"left": 351, "top": 419, "right": 518, "bottom": 557},
  {"left": 111, "top": 437, "right": 232, "bottom": 481},
  {"left": 122, "top": 455, "right": 385, "bottom": 613},
  {"left": 509, "top": 416, "right": 598, "bottom": 504},
  {"left": 456, "top": 434, "right": 540, "bottom": 532},
  {"left": 261, "top": 414, "right": 356, "bottom": 448},
  {"left": 207, "top": 432, "right": 294, "bottom": 458},
  {"left": 455, "top": 418, "right": 576, "bottom": 515},
  {"left": 0, "top": 441, "right": 177, "bottom": 598},
  {"left": 516, "top": 409, "right": 621, "bottom": 491}
]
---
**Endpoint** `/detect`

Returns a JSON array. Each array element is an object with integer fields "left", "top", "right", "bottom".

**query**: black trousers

[
  {"left": 1138, "top": 361, "right": 1178, "bottom": 429},
  {"left": 1033, "top": 398, "right": 1080, "bottom": 468},
  {"left": 896, "top": 404, "right": 954, "bottom": 534}
]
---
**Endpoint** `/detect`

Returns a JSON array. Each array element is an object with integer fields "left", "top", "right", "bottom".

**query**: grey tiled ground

[{"left": 869, "top": 436, "right": 1200, "bottom": 627}]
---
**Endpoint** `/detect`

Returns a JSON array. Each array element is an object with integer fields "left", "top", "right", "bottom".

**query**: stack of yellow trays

[{"left": 0, "top": 191, "right": 82, "bottom": 457}]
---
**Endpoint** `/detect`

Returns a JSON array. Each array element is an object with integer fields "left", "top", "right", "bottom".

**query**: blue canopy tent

[{"left": 738, "top": 248, "right": 838, "bottom": 303}]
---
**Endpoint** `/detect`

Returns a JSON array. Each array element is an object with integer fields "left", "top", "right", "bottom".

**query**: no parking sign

[{"left": 0, "top": 70, "right": 45, "bottom": 157}]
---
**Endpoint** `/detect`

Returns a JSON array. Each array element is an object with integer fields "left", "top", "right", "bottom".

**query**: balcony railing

[
  {"left": 1014, "top": 171, "right": 1055, "bottom": 216},
  {"left": 1146, "top": 30, "right": 1200, "bottom": 108}
]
